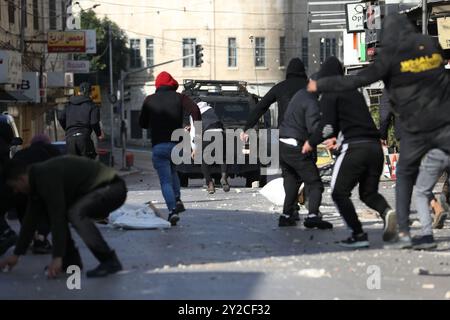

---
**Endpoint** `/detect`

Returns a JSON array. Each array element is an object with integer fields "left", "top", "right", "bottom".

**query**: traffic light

[{"left": 195, "top": 44, "right": 204, "bottom": 67}]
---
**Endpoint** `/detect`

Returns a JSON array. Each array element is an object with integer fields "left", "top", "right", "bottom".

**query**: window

[
  {"left": 33, "top": 0, "right": 39, "bottom": 30},
  {"left": 49, "top": 0, "right": 57, "bottom": 30},
  {"left": 146, "top": 39, "right": 154, "bottom": 67},
  {"left": 320, "top": 37, "right": 336, "bottom": 63},
  {"left": 61, "top": 1, "right": 67, "bottom": 30},
  {"left": 279, "top": 36, "right": 286, "bottom": 67},
  {"left": 228, "top": 37, "right": 237, "bottom": 68},
  {"left": 8, "top": 0, "right": 15, "bottom": 25},
  {"left": 254, "top": 37, "right": 265, "bottom": 67},
  {"left": 302, "top": 37, "right": 309, "bottom": 70},
  {"left": 182, "top": 38, "right": 196, "bottom": 68},
  {"left": 129, "top": 39, "right": 141, "bottom": 69}
]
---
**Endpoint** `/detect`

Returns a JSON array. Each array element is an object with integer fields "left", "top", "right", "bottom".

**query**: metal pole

[
  {"left": 20, "top": 0, "right": 26, "bottom": 53},
  {"left": 422, "top": 0, "right": 428, "bottom": 35},
  {"left": 120, "top": 72, "right": 127, "bottom": 170},
  {"left": 108, "top": 25, "right": 115, "bottom": 166}
]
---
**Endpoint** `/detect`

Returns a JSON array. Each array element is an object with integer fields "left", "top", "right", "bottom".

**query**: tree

[{"left": 76, "top": 9, "right": 129, "bottom": 86}]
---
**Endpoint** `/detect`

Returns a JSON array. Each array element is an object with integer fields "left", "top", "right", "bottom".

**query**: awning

[{"left": 0, "top": 91, "right": 32, "bottom": 103}]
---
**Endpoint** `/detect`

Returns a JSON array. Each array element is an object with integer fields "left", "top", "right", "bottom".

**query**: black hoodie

[
  {"left": 309, "top": 57, "right": 380, "bottom": 147},
  {"left": 244, "top": 58, "right": 308, "bottom": 131},
  {"left": 57, "top": 95, "right": 101, "bottom": 137},
  {"left": 316, "top": 14, "right": 450, "bottom": 134}
]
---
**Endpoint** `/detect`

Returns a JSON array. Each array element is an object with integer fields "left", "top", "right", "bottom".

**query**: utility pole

[
  {"left": 20, "top": 0, "right": 26, "bottom": 53},
  {"left": 108, "top": 25, "right": 115, "bottom": 166},
  {"left": 422, "top": 0, "right": 428, "bottom": 35},
  {"left": 213, "top": 0, "right": 216, "bottom": 79}
]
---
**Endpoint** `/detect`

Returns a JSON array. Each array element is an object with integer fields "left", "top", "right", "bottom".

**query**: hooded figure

[
  {"left": 306, "top": 56, "right": 396, "bottom": 248},
  {"left": 139, "top": 71, "right": 201, "bottom": 226},
  {"left": 310, "top": 14, "right": 450, "bottom": 247},
  {"left": 244, "top": 58, "right": 308, "bottom": 131},
  {"left": 57, "top": 82, "right": 101, "bottom": 159}
]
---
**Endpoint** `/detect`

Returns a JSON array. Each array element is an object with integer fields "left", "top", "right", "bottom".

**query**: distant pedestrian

[
  {"left": 58, "top": 82, "right": 103, "bottom": 159},
  {"left": 193, "top": 98, "right": 230, "bottom": 194},
  {"left": 139, "top": 71, "right": 201, "bottom": 226}
]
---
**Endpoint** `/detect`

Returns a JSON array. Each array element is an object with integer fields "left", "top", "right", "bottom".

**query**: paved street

[{"left": 1, "top": 149, "right": 450, "bottom": 300}]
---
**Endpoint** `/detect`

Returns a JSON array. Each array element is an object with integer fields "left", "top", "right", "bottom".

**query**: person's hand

[
  {"left": 380, "top": 139, "right": 387, "bottom": 146},
  {"left": 191, "top": 149, "right": 196, "bottom": 159},
  {"left": 46, "top": 257, "right": 63, "bottom": 279},
  {"left": 307, "top": 79, "right": 318, "bottom": 93},
  {"left": 184, "top": 125, "right": 191, "bottom": 132},
  {"left": 0, "top": 255, "right": 19, "bottom": 272},
  {"left": 240, "top": 131, "right": 249, "bottom": 143},
  {"left": 323, "top": 137, "right": 338, "bottom": 150},
  {"left": 98, "top": 131, "right": 105, "bottom": 141},
  {"left": 302, "top": 141, "right": 313, "bottom": 154}
]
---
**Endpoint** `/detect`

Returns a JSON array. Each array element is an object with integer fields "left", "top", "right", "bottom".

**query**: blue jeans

[{"left": 152, "top": 143, "right": 181, "bottom": 212}]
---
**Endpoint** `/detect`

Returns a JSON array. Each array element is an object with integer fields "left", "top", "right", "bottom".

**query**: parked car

[{"left": 0, "top": 112, "right": 22, "bottom": 156}]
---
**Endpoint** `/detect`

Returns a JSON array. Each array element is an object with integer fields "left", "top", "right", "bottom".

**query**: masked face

[{"left": 7, "top": 175, "right": 30, "bottom": 194}]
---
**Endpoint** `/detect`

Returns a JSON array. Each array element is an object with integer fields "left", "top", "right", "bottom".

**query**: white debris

[
  {"left": 235, "top": 189, "right": 242, "bottom": 193},
  {"left": 297, "top": 269, "right": 331, "bottom": 278},
  {"left": 422, "top": 284, "right": 435, "bottom": 289},
  {"left": 252, "top": 181, "right": 260, "bottom": 188},
  {"left": 411, "top": 221, "right": 422, "bottom": 228}
]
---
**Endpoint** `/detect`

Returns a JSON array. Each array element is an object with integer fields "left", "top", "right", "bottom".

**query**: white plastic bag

[
  {"left": 259, "top": 177, "right": 304, "bottom": 206},
  {"left": 109, "top": 203, "right": 171, "bottom": 230}
]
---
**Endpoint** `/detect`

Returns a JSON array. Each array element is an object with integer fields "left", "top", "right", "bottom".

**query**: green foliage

[
  {"left": 76, "top": 9, "right": 129, "bottom": 85},
  {"left": 369, "top": 104, "right": 399, "bottom": 149}
]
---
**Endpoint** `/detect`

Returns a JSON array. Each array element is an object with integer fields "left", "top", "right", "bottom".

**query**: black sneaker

[
  {"left": 168, "top": 212, "right": 180, "bottom": 226},
  {"left": 292, "top": 210, "right": 300, "bottom": 222},
  {"left": 0, "top": 229, "right": 18, "bottom": 256},
  {"left": 175, "top": 200, "right": 186, "bottom": 214},
  {"left": 32, "top": 238, "right": 52, "bottom": 255},
  {"left": 382, "top": 209, "right": 398, "bottom": 242},
  {"left": 337, "top": 233, "right": 370, "bottom": 249},
  {"left": 412, "top": 235, "right": 437, "bottom": 250},
  {"left": 86, "top": 251, "right": 122, "bottom": 278},
  {"left": 278, "top": 214, "right": 297, "bottom": 227},
  {"left": 304, "top": 215, "right": 333, "bottom": 230}
]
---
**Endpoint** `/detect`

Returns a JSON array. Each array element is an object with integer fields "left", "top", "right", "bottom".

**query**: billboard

[
  {"left": 47, "top": 31, "right": 86, "bottom": 53},
  {"left": 345, "top": 3, "right": 365, "bottom": 33}
]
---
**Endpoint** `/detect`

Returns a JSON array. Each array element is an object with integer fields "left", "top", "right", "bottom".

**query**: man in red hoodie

[{"left": 139, "top": 72, "right": 201, "bottom": 225}]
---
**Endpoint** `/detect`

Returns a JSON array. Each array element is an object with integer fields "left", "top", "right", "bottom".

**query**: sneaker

[
  {"left": 32, "top": 238, "right": 52, "bottom": 255},
  {"left": 412, "top": 235, "right": 437, "bottom": 250},
  {"left": 86, "top": 251, "right": 122, "bottom": 278},
  {"left": 175, "top": 200, "right": 186, "bottom": 214},
  {"left": 278, "top": 214, "right": 297, "bottom": 227},
  {"left": 220, "top": 177, "right": 231, "bottom": 192},
  {"left": 337, "top": 233, "right": 369, "bottom": 249},
  {"left": 383, "top": 209, "right": 398, "bottom": 242},
  {"left": 168, "top": 212, "right": 180, "bottom": 226},
  {"left": 292, "top": 210, "right": 300, "bottom": 222},
  {"left": 432, "top": 210, "right": 447, "bottom": 229},
  {"left": 304, "top": 215, "right": 333, "bottom": 230},
  {"left": 384, "top": 234, "right": 412, "bottom": 249},
  {"left": 0, "top": 229, "right": 18, "bottom": 256},
  {"left": 207, "top": 181, "right": 215, "bottom": 194}
]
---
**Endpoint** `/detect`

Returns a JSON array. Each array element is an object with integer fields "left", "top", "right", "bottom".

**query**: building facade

[{"left": 0, "top": 0, "right": 69, "bottom": 145}]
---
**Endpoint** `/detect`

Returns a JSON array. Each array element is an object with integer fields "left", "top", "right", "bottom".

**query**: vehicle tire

[{"left": 178, "top": 172, "right": 189, "bottom": 187}]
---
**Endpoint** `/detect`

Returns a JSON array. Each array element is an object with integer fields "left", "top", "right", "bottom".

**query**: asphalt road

[{"left": 1, "top": 149, "right": 449, "bottom": 300}]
